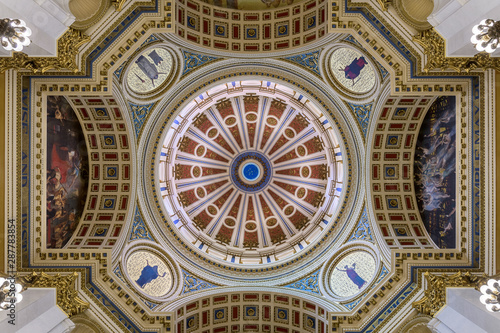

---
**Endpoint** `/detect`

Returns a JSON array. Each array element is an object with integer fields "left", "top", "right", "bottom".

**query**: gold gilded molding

[
  {"left": 112, "top": 0, "right": 126, "bottom": 11},
  {"left": 22, "top": 272, "right": 89, "bottom": 317},
  {"left": 0, "top": 28, "right": 90, "bottom": 74},
  {"left": 412, "top": 272, "right": 479, "bottom": 316},
  {"left": 376, "top": 0, "right": 393, "bottom": 11},
  {"left": 413, "top": 28, "right": 500, "bottom": 73}
]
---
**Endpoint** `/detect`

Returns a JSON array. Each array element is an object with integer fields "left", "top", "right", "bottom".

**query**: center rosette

[{"left": 230, "top": 151, "right": 272, "bottom": 192}]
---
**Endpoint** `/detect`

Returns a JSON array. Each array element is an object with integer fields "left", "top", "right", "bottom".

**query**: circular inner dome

[{"left": 158, "top": 80, "right": 344, "bottom": 265}]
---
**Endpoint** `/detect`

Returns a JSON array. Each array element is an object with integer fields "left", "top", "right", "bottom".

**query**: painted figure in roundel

[
  {"left": 136, "top": 259, "right": 168, "bottom": 288},
  {"left": 330, "top": 251, "right": 376, "bottom": 297},
  {"left": 336, "top": 263, "right": 366, "bottom": 289},
  {"left": 127, "top": 48, "right": 173, "bottom": 94},
  {"left": 134, "top": 50, "right": 170, "bottom": 87},
  {"left": 330, "top": 48, "right": 376, "bottom": 94},
  {"left": 339, "top": 57, "right": 368, "bottom": 86}
]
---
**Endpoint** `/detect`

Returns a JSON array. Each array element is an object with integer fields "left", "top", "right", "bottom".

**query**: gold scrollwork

[
  {"left": 376, "top": 0, "right": 393, "bottom": 11},
  {"left": 412, "top": 271, "right": 479, "bottom": 316},
  {"left": 413, "top": 28, "right": 500, "bottom": 73},
  {"left": 112, "top": 0, "right": 127, "bottom": 11},
  {"left": 22, "top": 272, "right": 89, "bottom": 317},
  {"left": 0, "top": 28, "right": 90, "bottom": 73}
]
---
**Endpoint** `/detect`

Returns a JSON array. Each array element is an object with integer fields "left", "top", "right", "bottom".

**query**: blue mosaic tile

[
  {"left": 347, "top": 102, "right": 373, "bottom": 137},
  {"left": 130, "top": 206, "right": 155, "bottom": 242},
  {"left": 182, "top": 50, "right": 219, "bottom": 76},
  {"left": 348, "top": 207, "right": 373, "bottom": 242},
  {"left": 284, "top": 269, "right": 320, "bottom": 294},
  {"left": 129, "top": 102, "right": 155, "bottom": 138},
  {"left": 284, "top": 50, "right": 321, "bottom": 76},
  {"left": 181, "top": 270, "right": 217, "bottom": 294}
]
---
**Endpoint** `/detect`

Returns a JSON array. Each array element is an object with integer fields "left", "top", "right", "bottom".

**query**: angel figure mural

[{"left": 336, "top": 263, "right": 366, "bottom": 289}]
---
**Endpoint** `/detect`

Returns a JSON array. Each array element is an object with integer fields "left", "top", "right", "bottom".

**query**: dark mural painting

[
  {"left": 414, "top": 96, "right": 456, "bottom": 248},
  {"left": 46, "top": 96, "right": 89, "bottom": 248}
]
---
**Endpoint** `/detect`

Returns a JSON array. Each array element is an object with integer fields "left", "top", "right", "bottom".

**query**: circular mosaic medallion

[
  {"left": 126, "top": 47, "right": 173, "bottom": 95},
  {"left": 231, "top": 151, "right": 272, "bottom": 192},
  {"left": 330, "top": 47, "right": 376, "bottom": 94},
  {"left": 158, "top": 81, "right": 345, "bottom": 265},
  {"left": 329, "top": 251, "right": 376, "bottom": 297},
  {"left": 126, "top": 251, "right": 173, "bottom": 297}
]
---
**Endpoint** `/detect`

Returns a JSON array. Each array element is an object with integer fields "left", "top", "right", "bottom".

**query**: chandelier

[
  {"left": 0, "top": 277, "right": 24, "bottom": 310},
  {"left": 479, "top": 278, "right": 500, "bottom": 312},
  {"left": 471, "top": 19, "right": 500, "bottom": 53},
  {"left": 0, "top": 18, "right": 32, "bottom": 52}
]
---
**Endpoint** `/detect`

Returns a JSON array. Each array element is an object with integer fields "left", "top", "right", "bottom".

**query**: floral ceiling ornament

[
  {"left": 22, "top": 272, "right": 89, "bottom": 317},
  {"left": 413, "top": 271, "right": 480, "bottom": 316},
  {"left": 0, "top": 18, "right": 31, "bottom": 52},
  {"left": 471, "top": 19, "right": 500, "bottom": 54}
]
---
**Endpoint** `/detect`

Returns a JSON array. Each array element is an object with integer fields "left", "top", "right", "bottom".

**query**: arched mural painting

[
  {"left": 414, "top": 96, "right": 456, "bottom": 248},
  {"left": 46, "top": 96, "right": 89, "bottom": 248}
]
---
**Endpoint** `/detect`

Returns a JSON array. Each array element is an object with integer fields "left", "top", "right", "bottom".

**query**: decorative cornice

[
  {"left": 22, "top": 272, "right": 89, "bottom": 317},
  {"left": 413, "top": 28, "right": 500, "bottom": 73},
  {"left": 0, "top": 28, "right": 90, "bottom": 73},
  {"left": 412, "top": 272, "right": 480, "bottom": 316}
]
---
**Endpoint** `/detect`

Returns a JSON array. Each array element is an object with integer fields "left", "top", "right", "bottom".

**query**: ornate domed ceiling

[
  {"left": 158, "top": 81, "right": 344, "bottom": 264},
  {"left": 2, "top": 0, "right": 495, "bottom": 332}
]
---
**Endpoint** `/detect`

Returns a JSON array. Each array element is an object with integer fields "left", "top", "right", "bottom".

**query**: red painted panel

[
  {"left": 213, "top": 10, "right": 228, "bottom": 19},
  {"left": 264, "top": 25, "right": 270, "bottom": 39},
  {"left": 103, "top": 184, "right": 118, "bottom": 191},
  {"left": 120, "top": 196, "right": 128, "bottom": 210},
  {"left": 373, "top": 165, "right": 379, "bottom": 179},
  {"left": 405, "top": 196, "right": 413, "bottom": 209},
  {"left": 389, "top": 123, "right": 404, "bottom": 130},
  {"left": 202, "top": 311, "right": 208, "bottom": 325},
  {"left": 79, "top": 108, "right": 89, "bottom": 119},
  {"left": 113, "top": 108, "right": 121, "bottom": 119},
  {"left": 79, "top": 226, "right": 88, "bottom": 236},
  {"left": 89, "top": 196, "right": 97, "bottom": 209},
  {"left": 203, "top": 19, "right": 209, "bottom": 34},
  {"left": 388, "top": 214, "right": 404, "bottom": 221},
  {"left": 120, "top": 134, "right": 128, "bottom": 148},
  {"left": 113, "top": 226, "right": 121, "bottom": 237},
  {"left": 124, "top": 165, "right": 130, "bottom": 179},
  {"left": 104, "top": 153, "right": 118, "bottom": 160},
  {"left": 306, "top": 1, "right": 316, "bottom": 10},
  {"left": 187, "top": 34, "right": 198, "bottom": 42},
  {"left": 381, "top": 107, "right": 390, "bottom": 118}
]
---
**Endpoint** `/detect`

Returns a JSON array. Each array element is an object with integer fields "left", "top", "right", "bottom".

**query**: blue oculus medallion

[
  {"left": 230, "top": 151, "right": 271, "bottom": 192},
  {"left": 242, "top": 162, "right": 260, "bottom": 181}
]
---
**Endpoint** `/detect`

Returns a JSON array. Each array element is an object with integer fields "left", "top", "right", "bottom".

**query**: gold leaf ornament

[{"left": 0, "top": 28, "right": 90, "bottom": 73}]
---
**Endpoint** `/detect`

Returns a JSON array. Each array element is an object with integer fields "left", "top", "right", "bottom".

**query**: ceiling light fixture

[
  {"left": 471, "top": 19, "right": 500, "bottom": 53},
  {"left": 0, "top": 277, "right": 25, "bottom": 310},
  {"left": 0, "top": 18, "right": 32, "bottom": 52},
  {"left": 479, "top": 279, "right": 500, "bottom": 312}
]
